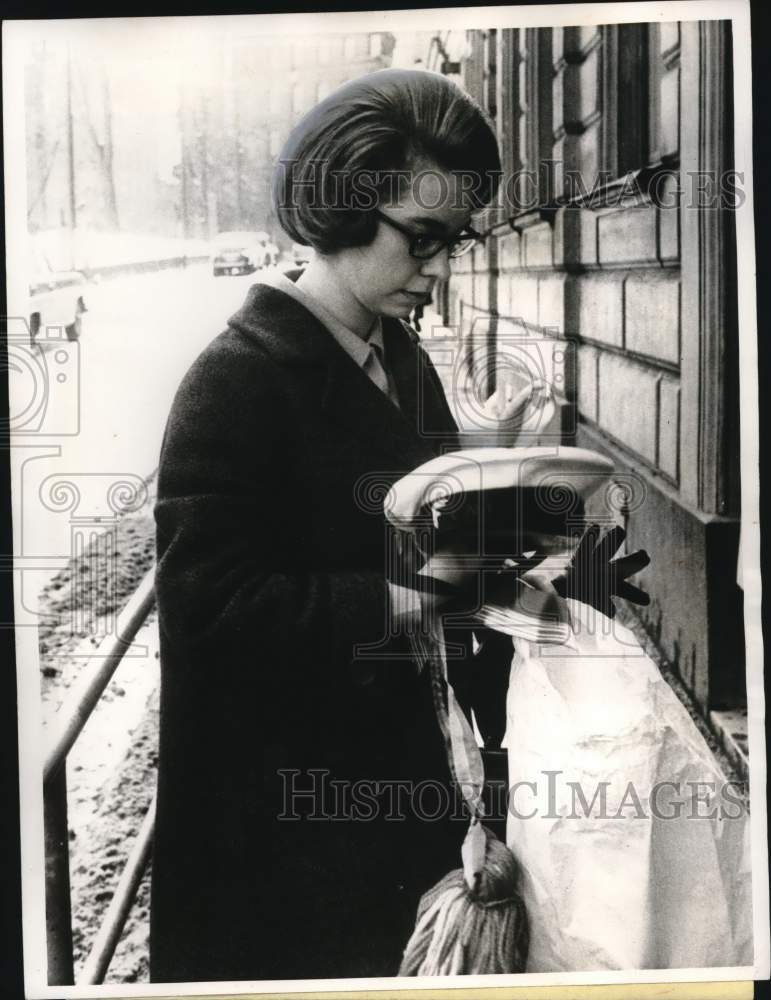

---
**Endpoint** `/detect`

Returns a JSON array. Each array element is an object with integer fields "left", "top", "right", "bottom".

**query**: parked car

[
  {"left": 212, "top": 230, "right": 272, "bottom": 276},
  {"left": 28, "top": 241, "right": 88, "bottom": 345}
]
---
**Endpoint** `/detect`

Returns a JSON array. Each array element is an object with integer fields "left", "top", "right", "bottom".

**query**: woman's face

[{"left": 328, "top": 159, "right": 474, "bottom": 324}]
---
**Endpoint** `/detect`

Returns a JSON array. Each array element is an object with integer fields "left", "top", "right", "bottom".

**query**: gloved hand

[
  {"left": 551, "top": 523, "right": 650, "bottom": 619},
  {"left": 389, "top": 533, "right": 518, "bottom": 612},
  {"left": 409, "top": 549, "right": 550, "bottom": 619},
  {"left": 387, "top": 530, "right": 463, "bottom": 601}
]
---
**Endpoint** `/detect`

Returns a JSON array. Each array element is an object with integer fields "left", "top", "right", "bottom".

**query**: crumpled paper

[{"left": 504, "top": 600, "right": 754, "bottom": 971}]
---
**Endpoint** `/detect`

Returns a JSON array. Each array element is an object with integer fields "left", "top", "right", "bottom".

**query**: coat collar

[
  {"left": 228, "top": 281, "right": 338, "bottom": 365},
  {"left": 228, "top": 281, "right": 442, "bottom": 470}
]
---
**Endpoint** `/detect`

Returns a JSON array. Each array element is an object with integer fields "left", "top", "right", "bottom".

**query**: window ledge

[
  {"left": 710, "top": 709, "right": 750, "bottom": 784},
  {"left": 616, "top": 602, "right": 748, "bottom": 791},
  {"left": 559, "top": 157, "right": 681, "bottom": 212}
]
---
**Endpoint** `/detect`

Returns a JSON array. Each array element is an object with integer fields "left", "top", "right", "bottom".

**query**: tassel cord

[{"left": 399, "top": 599, "right": 530, "bottom": 975}]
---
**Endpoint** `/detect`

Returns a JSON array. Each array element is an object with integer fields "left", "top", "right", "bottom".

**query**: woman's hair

[{"left": 272, "top": 68, "right": 501, "bottom": 254}]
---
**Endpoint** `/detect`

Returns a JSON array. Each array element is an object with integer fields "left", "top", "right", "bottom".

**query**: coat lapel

[
  {"left": 382, "top": 318, "right": 422, "bottom": 429},
  {"left": 320, "top": 333, "right": 436, "bottom": 471}
]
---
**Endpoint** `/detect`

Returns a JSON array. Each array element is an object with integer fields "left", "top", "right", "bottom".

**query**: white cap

[{"left": 384, "top": 446, "right": 614, "bottom": 533}]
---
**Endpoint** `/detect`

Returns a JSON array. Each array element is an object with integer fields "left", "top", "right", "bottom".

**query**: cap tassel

[
  {"left": 398, "top": 822, "right": 529, "bottom": 976},
  {"left": 400, "top": 610, "right": 529, "bottom": 976}
]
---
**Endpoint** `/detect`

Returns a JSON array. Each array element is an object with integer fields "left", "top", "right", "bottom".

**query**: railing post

[
  {"left": 79, "top": 796, "right": 156, "bottom": 985},
  {"left": 40, "top": 569, "right": 157, "bottom": 983},
  {"left": 44, "top": 763, "right": 74, "bottom": 985}
]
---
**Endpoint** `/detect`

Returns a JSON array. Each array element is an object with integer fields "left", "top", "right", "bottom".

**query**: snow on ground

[{"left": 39, "top": 486, "right": 158, "bottom": 981}]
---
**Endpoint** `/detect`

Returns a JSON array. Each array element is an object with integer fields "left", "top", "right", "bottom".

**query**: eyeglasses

[{"left": 373, "top": 210, "right": 481, "bottom": 260}]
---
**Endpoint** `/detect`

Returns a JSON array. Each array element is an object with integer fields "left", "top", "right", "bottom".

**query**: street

[
  {"left": 13, "top": 262, "right": 264, "bottom": 609},
  {"left": 65, "top": 261, "right": 259, "bottom": 480}
]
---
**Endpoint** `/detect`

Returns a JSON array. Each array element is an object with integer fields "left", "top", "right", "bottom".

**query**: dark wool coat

[{"left": 149, "top": 282, "right": 508, "bottom": 984}]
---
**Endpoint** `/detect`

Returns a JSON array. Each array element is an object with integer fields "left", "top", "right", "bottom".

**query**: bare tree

[{"left": 78, "top": 60, "right": 119, "bottom": 229}]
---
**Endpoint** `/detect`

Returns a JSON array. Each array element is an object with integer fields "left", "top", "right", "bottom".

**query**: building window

[
  {"left": 370, "top": 33, "right": 383, "bottom": 57},
  {"left": 495, "top": 29, "right": 519, "bottom": 204},
  {"left": 602, "top": 24, "right": 650, "bottom": 177},
  {"left": 648, "top": 21, "right": 681, "bottom": 163},
  {"left": 518, "top": 28, "right": 554, "bottom": 207},
  {"left": 484, "top": 29, "right": 497, "bottom": 120},
  {"left": 617, "top": 25, "right": 649, "bottom": 174}
]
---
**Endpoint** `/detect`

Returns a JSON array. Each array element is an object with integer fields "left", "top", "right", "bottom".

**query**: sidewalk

[{"left": 32, "top": 228, "right": 212, "bottom": 282}]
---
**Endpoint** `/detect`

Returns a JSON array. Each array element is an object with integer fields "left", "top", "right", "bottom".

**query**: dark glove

[
  {"left": 551, "top": 523, "right": 650, "bottom": 619},
  {"left": 413, "top": 560, "right": 549, "bottom": 618},
  {"left": 387, "top": 529, "right": 460, "bottom": 600},
  {"left": 388, "top": 529, "right": 550, "bottom": 614}
]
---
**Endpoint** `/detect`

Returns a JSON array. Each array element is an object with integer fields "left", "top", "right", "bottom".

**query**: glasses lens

[
  {"left": 448, "top": 237, "right": 478, "bottom": 259},
  {"left": 411, "top": 236, "right": 445, "bottom": 260}
]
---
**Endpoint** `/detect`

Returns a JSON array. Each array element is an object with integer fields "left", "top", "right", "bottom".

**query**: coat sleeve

[{"left": 153, "top": 337, "right": 390, "bottom": 680}]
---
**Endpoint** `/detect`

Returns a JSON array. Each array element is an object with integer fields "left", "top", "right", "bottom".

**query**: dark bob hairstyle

[{"left": 272, "top": 68, "right": 501, "bottom": 255}]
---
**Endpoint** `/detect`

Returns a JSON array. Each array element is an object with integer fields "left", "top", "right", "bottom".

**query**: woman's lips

[{"left": 399, "top": 289, "right": 432, "bottom": 303}]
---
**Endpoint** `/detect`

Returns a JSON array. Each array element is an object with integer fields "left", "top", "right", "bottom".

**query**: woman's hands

[
  {"left": 483, "top": 377, "right": 554, "bottom": 435},
  {"left": 390, "top": 523, "right": 651, "bottom": 624},
  {"left": 413, "top": 549, "right": 549, "bottom": 620},
  {"left": 551, "top": 523, "right": 650, "bottom": 619}
]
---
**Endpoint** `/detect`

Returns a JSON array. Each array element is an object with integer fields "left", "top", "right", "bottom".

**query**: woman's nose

[{"left": 421, "top": 246, "right": 451, "bottom": 281}]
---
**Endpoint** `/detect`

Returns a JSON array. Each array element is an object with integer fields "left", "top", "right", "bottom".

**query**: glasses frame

[{"left": 373, "top": 209, "right": 482, "bottom": 261}]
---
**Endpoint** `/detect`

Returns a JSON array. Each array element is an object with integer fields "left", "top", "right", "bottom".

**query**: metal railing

[{"left": 43, "top": 567, "right": 157, "bottom": 985}]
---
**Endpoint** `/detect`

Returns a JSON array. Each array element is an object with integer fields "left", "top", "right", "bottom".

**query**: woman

[{"left": 150, "top": 68, "right": 506, "bottom": 983}]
